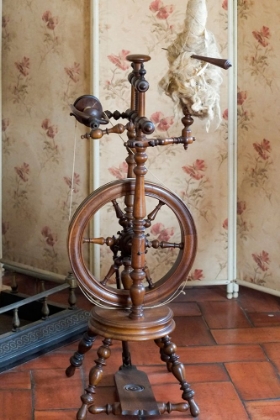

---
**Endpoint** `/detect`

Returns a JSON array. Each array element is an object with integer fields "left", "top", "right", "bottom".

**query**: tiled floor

[{"left": 1, "top": 278, "right": 280, "bottom": 419}]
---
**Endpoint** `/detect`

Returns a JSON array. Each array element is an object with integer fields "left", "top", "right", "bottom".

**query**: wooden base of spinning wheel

[{"left": 66, "top": 306, "right": 200, "bottom": 419}]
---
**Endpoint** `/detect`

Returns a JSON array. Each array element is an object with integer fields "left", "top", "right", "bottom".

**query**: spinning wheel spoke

[
  {"left": 101, "top": 258, "right": 122, "bottom": 287},
  {"left": 144, "top": 264, "right": 155, "bottom": 289},
  {"left": 147, "top": 240, "right": 184, "bottom": 250},
  {"left": 144, "top": 201, "right": 165, "bottom": 227},
  {"left": 83, "top": 236, "right": 115, "bottom": 246}
]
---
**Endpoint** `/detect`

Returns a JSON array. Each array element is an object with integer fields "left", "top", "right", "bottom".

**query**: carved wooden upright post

[{"left": 126, "top": 54, "right": 151, "bottom": 319}]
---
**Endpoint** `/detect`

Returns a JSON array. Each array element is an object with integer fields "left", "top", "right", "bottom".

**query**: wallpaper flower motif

[
  {"left": 147, "top": 221, "right": 178, "bottom": 280},
  {"left": 63, "top": 62, "right": 81, "bottom": 106},
  {"left": 187, "top": 269, "right": 204, "bottom": 281},
  {"left": 236, "top": 88, "right": 254, "bottom": 133},
  {"left": 237, "top": 0, "right": 254, "bottom": 21},
  {"left": 150, "top": 111, "right": 174, "bottom": 135},
  {"left": 41, "top": 226, "right": 58, "bottom": 272},
  {"left": 108, "top": 162, "right": 128, "bottom": 179},
  {"left": 236, "top": 200, "right": 252, "bottom": 240},
  {"left": 2, "top": 14, "right": 12, "bottom": 51},
  {"left": 243, "top": 139, "right": 273, "bottom": 200},
  {"left": 146, "top": 0, "right": 177, "bottom": 52},
  {"left": 181, "top": 159, "right": 213, "bottom": 221},
  {"left": 246, "top": 25, "right": 274, "bottom": 87},
  {"left": 12, "top": 162, "right": 33, "bottom": 220},
  {"left": 2, "top": 118, "right": 14, "bottom": 155},
  {"left": 12, "top": 56, "right": 31, "bottom": 115},
  {"left": 245, "top": 251, "right": 272, "bottom": 286},
  {"left": 40, "top": 10, "right": 60, "bottom": 65},
  {"left": 104, "top": 50, "right": 131, "bottom": 104},
  {"left": 40, "top": 119, "right": 60, "bottom": 169}
]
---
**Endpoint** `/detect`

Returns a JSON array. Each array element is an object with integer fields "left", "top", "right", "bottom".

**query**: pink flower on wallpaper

[
  {"left": 2, "top": 118, "right": 10, "bottom": 132},
  {"left": 41, "top": 119, "right": 58, "bottom": 138},
  {"left": 41, "top": 226, "right": 58, "bottom": 247},
  {"left": 42, "top": 11, "right": 59, "bottom": 30},
  {"left": 64, "top": 172, "right": 80, "bottom": 193},
  {"left": 15, "top": 56, "right": 30, "bottom": 77},
  {"left": 188, "top": 269, "right": 204, "bottom": 281},
  {"left": 182, "top": 159, "right": 207, "bottom": 180},
  {"left": 149, "top": 0, "right": 174, "bottom": 19},
  {"left": 64, "top": 62, "right": 80, "bottom": 83},
  {"left": 222, "top": 109, "right": 228, "bottom": 120},
  {"left": 2, "top": 221, "right": 9, "bottom": 235},
  {"left": 108, "top": 50, "right": 131, "bottom": 71},
  {"left": 108, "top": 162, "right": 128, "bottom": 179},
  {"left": 150, "top": 222, "right": 174, "bottom": 242},
  {"left": 150, "top": 112, "right": 174, "bottom": 131},
  {"left": 222, "top": 218, "right": 228, "bottom": 230},
  {"left": 252, "top": 26, "right": 270, "bottom": 47},
  {"left": 253, "top": 138, "right": 271, "bottom": 160},
  {"left": 237, "top": 90, "right": 247, "bottom": 105},
  {"left": 2, "top": 15, "right": 10, "bottom": 29},
  {"left": 252, "top": 251, "right": 270, "bottom": 272},
  {"left": 14, "top": 162, "right": 30, "bottom": 182},
  {"left": 237, "top": 201, "right": 246, "bottom": 215},
  {"left": 222, "top": 0, "right": 228, "bottom": 10}
]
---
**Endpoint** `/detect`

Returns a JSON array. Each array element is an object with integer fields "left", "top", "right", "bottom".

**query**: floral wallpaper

[
  {"left": 237, "top": 0, "right": 280, "bottom": 291},
  {"left": 98, "top": 0, "right": 229, "bottom": 283},
  {"left": 2, "top": 0, "right": 230, "bottom": 285},
  {"left": 2, "top": 0, "right": 90, "bottom": 274}
]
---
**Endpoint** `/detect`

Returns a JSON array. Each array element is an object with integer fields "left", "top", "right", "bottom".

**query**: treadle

[{"left": 115, "top": 366, "right": 160, "bottom": 416}]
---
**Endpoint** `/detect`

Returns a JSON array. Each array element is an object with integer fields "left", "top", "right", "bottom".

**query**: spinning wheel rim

[{"left": 68, "top": 179, "right": 197, "bottom": 307}]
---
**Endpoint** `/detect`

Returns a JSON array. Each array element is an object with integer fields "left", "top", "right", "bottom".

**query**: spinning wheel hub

[{"left": 117, "top": 229, "right": 133, "bottom": 258}]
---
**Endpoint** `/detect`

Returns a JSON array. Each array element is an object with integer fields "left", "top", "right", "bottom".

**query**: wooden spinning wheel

[
  {"left": 68, "top": 178, "right": 197, "bottom": 308},
  {"left": 66, "top": 53, "right": 230, "bottom": 419}
]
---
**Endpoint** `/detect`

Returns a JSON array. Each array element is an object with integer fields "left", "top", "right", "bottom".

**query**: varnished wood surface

[{"left": 88, "top": 305, "right": 175, "bottom": 342}]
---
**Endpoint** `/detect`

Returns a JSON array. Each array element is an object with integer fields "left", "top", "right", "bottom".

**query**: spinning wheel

[
  {"left": 66, "top": 53, "right": 230, "bottom": 419},
  {"left": 68, "top": 178, "right": 197, "bottom": 308}
]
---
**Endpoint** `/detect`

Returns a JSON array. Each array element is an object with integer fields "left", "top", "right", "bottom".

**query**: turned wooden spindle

[{"left": 191, "top": 54, "right": 232, "bottom": 70}]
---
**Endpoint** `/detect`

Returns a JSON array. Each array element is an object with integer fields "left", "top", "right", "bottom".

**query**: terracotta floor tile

[
  {"left": 0, "top": 370, "right": 31, "bottom": 390},
  {"left": 141, "top": 363, "right": 228, "bottom": 384},
  {"left": 15, "top": 350, "right": 74, "bottom": 371},
  {"left": 238, "top": 287, "right": 280, "bottom": 312},
  {"left": 178, "top": 344, "right": 266, "bottom": 364},
  {"left": 225, "top": 361, "right": 280, "bottom": 400},
  {"left": 172, "top": 316, "right": 215, "bottom": 346},
  {"left": 153, "top": 382, "right": 249, "bottom": 420},
  {"left": 245, "top": 400, "right": 280, "bottom": 419},
  {"left": 199, "top": 301, "right": 251, "bottom": 329},
  {"left": 169, "top": 301, "right": 201, "bottom": 316},
  {"left": 263, "top": 342, "right": 280, "bottom": 372},
  {"left": 212, "top": 326, "right": 280, "bottom": 344},
  {"left": 0, "top": 390, "right": 32, "bottom": 420},
  {"left": 176, "top": 286, "right": 228, "bottom": 302},
  {"left": 34, "top": 410, "right": 78, "bottom": 420},
  {"left": 247, "top": 312, "right": 280, "bottom": 327},
  {"left": 82, "top": 360, "right": 228, "bottom": 388},
  {"left": 33, "top": 369, "right": 84, "bottom": 410}
]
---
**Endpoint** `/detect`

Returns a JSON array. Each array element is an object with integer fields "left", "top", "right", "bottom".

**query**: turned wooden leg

[
  {"left": 121, "top": 341, "right": 132, "bottom": 368},
  {"left": 77, "top": 338, "right": 112, "bottom": 420},
  {"left": 65, "top": 328, "right": 97, "bottom": 377},
  {"left": 155, "top": 336, "right": 200, "bottom": 417}
]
